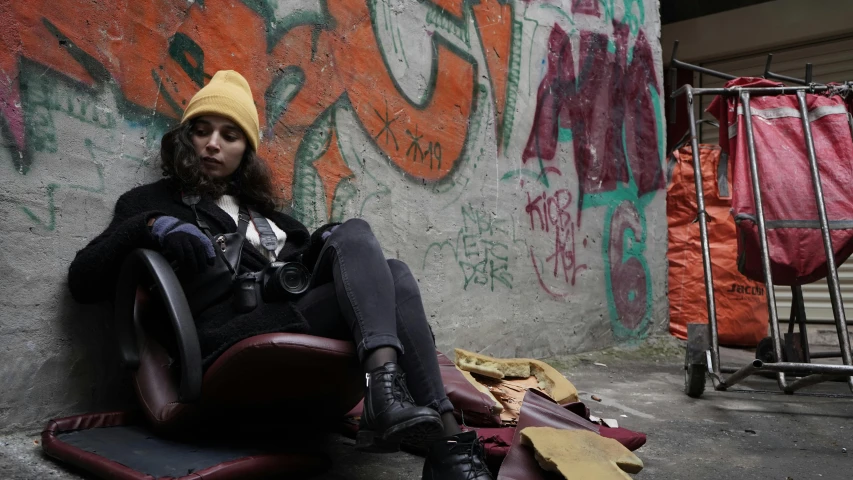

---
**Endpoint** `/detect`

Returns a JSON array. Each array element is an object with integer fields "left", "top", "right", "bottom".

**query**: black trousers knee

[{"left": 294, "top": 219, "right": 454, "bottom": 415}]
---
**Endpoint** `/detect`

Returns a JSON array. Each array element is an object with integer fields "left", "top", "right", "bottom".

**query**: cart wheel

[
  {"left": 684, "top": 351, "right": 706, "bottom": 398},
  {"left": 756, "top": 337, "right": 779, "bottom": 363}
]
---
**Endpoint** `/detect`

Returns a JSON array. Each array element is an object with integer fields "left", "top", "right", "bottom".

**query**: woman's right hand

[{"left": 150, "top": 216, "right": 216, "bottom": 273}]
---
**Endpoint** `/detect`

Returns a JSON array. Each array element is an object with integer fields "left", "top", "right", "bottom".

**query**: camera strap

[
  {"left": 246, "top": 208, "right": 278, "bottom": 256},
  {"left": 181, "top": 192, "right": 250, "bottom": 238},
  {"left": 181, "top": 192, "right": 251, "bottom": 276},
  {"left": 236, "top": 207, "right": 251, "bottom": 237}
]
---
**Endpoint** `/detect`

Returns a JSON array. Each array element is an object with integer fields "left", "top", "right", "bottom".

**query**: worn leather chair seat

[{"left": 117, "top": 249, "right": 363, "bottom": 434}]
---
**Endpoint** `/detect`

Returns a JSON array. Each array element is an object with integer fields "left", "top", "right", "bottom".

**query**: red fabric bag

[
  {"left": 709, "top": 78, "right": 853, "bottom": 285},
  {"left": 667, "top": 144, "right": 768, "bottom": 346}
]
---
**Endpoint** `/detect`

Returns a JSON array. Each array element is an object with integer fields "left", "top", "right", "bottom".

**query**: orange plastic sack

[{"left": 667, "top": 144, "right": 767, "bottom": 346}]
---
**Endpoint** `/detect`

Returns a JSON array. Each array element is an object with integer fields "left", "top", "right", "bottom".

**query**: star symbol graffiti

[
  {"left": 374, "top": 98, "right": 399, "bottom": 150},
  {"left": 405, "top": 124, "right": 424, "bottom": 160}
]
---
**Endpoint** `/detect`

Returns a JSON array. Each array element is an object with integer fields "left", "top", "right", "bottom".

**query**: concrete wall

[{"left": 0, "top": 0, "right": 665, "bottom": 431}]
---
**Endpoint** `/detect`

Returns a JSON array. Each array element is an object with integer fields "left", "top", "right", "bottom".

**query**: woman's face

[{"left": 190, "top": 115, "right": 247, "bottom": 180}]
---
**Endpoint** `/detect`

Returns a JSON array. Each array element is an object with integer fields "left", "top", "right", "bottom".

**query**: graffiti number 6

[{"left": 605, "top": 200, "right": 652, "bottom": 339}]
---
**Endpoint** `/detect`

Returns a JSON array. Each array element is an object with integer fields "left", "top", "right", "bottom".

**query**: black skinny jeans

[{"left": 294, "top": 218, "right": 454, "bottom": 416}]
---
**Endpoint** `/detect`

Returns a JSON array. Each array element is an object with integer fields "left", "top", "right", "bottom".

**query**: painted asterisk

[
  {"left": 405, "top": 125, "right": 424, "bottom": 162},
  {"left": 374, "top": 99, "right": 399, "bottom": 150}
]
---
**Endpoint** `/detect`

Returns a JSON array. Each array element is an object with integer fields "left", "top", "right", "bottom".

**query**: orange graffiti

[
  {"left": 472, "top": 0, "right": 514, "bottom": 149},
  {"left": 0, "top": 0, "right": 23, "bottom": 152},
  {"left": 2, "top": 0, "right": 517, "bottom": 213},
  {"left": 264, "top": 0, "right": 476, "bottom": 207},
  {"left": 6, "top": 0, "right": 271, "bottom": 126},
  {"left": 428, "top": 0, "right": 465, "bottom": 18}
]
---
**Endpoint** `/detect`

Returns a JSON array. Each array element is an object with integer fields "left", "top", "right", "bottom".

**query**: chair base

[{"left": 42, "top": 411, "right": 328, "bottom": 480}]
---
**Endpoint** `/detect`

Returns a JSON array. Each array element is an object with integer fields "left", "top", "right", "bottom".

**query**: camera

[{"left": 233, "top": 261, "right": 312, "bottom": 313}]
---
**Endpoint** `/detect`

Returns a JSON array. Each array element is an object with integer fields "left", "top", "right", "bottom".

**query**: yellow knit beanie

[{"left": 181, "top": 70, "right": 260, "bottom": 150}]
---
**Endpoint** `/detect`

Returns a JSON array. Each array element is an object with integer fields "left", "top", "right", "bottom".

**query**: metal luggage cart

[{"left": 669, "top": 51, "right": 853, "bottom": 397}]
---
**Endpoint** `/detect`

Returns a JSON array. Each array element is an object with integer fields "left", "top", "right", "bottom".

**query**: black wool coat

[{"left": 68, "top": 178, "right": 316, "bottom": 368}]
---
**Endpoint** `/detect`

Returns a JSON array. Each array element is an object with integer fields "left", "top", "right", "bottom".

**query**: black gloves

[{"left": 150, "top": 216, "right": 216, "bottom": 274}]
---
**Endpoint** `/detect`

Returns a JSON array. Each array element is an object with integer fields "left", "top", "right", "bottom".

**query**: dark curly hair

[{"left": 160, "top": 120, "right": 281, "bottom": 214}]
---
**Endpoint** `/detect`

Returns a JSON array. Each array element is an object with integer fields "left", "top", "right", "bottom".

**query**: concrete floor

[{"left": 1, "top": 336, "right": 851, "bottom": 479}]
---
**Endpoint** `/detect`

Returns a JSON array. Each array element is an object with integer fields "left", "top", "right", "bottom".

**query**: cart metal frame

[{"left": 672, "top": 82, "right": 853, "bottom": 397}]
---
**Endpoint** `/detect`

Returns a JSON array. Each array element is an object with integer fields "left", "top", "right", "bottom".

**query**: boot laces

[
  {"left": 449, "top": 436, "right": 491, "bottom": 479},
  {"left": 391, "top": 371, "right": 414, "bottom": 404}
]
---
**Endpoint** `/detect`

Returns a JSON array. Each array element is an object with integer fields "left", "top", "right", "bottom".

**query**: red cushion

[
  {"left": 599, "top": 425, "right": 647, "bottom": 451},
  {"left": 436, "top": 351, "right": 503, "bottom": 427},
  {"left": 497, "top": 390, "right": 600, "bottom": 480},
  {"left": 135, "top": 333, "right": 362, "bottom": 432},
  {"left": 201, "top": 333, "right": 362, "bottom": 417}
]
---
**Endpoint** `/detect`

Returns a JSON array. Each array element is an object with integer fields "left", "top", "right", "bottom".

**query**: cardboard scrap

[
  {"left": 520, "top": 427, "right": 643, "bottom": 479},
  {"left": 474, "top": 375, "right": 547, "bottom": 425},
  {"left": 454, "top": 349, "right": 579, "bottom": 405}
]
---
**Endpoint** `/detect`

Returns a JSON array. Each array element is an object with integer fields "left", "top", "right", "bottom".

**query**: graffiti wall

[{"left": 0, "top": 0, "right": 665, "bottom": 429}]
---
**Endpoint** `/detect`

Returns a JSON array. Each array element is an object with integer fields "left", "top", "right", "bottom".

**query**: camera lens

[
  {"left": 275, "top": 263, "right": 310, "bottom": 294},
  {"left": 283, "top": 271, "right": 300, "bottom": 288}
]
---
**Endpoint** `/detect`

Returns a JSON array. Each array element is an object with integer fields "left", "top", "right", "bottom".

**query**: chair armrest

[{"left": 115, "top": 248, "right": 202, "bottom": 402}]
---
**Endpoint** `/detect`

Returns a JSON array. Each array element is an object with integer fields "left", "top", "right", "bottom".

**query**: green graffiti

[
  {"left": 168, "top": 33, "right": 206, "bottom": 87},
  {"left": 600, "top": 197, "right": 653, "bottom": 341},
  {"left": 501, "top": 168, "right": 547, "bottom": 187},
  {"left": 240, "top": 0, "right": 331, "bottom": 53},
  {"left": 461, "top": 84, "right": 489, "bottom": 162},
  {"left": 501, "top": 19, "right": 523, "bottom": 151},
  {"left": 265, "top": 67, "right": 305, "bottom": 130},
  {"left": 69, "top": 166, "right": 105, "bottom": 194},
  {"left": 424, "top": 204, "right": 514, "bottom": 292},
  {"left": 377, "top": 0, "right": 410, "bottom": 68},
  {"left": 599, "top": 0, "right": 614, "bottom": 22},
  {"left": 291, "top": 101, "right": 398, "bottom": 228},
  {"left": 649, "top": 84, "right": 665, "bottom": 165},
  {"left": 468, "top": 1, "right": 521, "bottom": 152},
  {"left": 597, "top": 0, "right": 644, "bottom": 35},
  {"left": 539, "top": 4, "right": 575, "bottom": 25},
  {"left": 425, "top": 5, "right": 469, "bottom": 46},
  {"left": 23, "top": 102, "right": 56, "bottom": 158},
  {"left": 22, "top": 69, "right": 120, "bottom": 161},
  {"left": 67, "top": 139, "right": 111, "bottom": 194},
  {"left": 437, "top": 174, "right": 471, "bottom": 210},
  {"left": 579, "top": 116, "right": 659, "bottom": 339},
  {"left": 15, "top": 134, "right": 149, "bottom": 230},
  {"left": 20, "top": 183, "right": 59, "bottom": 231},
  {"left": 501, "top": 157, "right": 556, "bottom": 188},
  {"left": 291, "top": 106, "right": 336, "bottom": 226},
  {"left": 622, "top": 0, "right": 645, "bottom": 36},
  {"left": 15, "top": 56, "right": 165, "bottom": 230}
]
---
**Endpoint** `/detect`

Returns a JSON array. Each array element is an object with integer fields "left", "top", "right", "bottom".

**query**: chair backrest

[{"left": 132, "top": 286, "right": 199, "bottom": 432}]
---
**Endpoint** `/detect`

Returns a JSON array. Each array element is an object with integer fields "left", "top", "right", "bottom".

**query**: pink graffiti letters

[
  {"left": 527, "top": 189, "right": 587, "bottom": 297},
  {"left": 522, "top": 23, "right": 663, "bottom": 217}
]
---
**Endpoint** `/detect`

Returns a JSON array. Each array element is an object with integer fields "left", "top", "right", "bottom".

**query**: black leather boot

[
  {"left": 422, "top": 431, "right": 494, "bottom": 480},
  {"left": 357, "top": 362, "right": 444, "bottom": 453}
]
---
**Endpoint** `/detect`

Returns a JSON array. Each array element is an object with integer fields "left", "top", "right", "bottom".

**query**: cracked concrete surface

[{"left": 1, "top": 337, "right": 851, "bottom": 479}]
